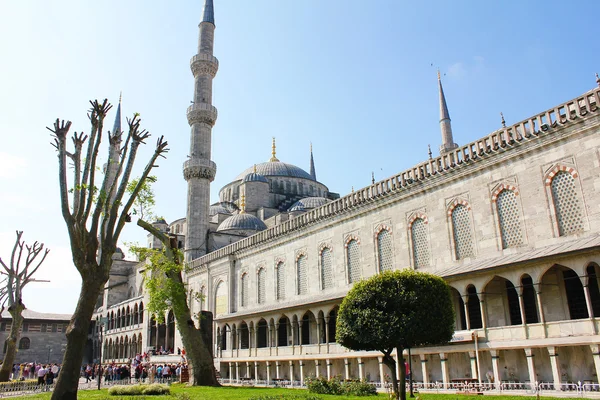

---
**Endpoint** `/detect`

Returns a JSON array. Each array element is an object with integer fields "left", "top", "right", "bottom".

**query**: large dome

[
  {"left": 235, "top": 161, "right": 314, "bottom": 181},
  {"left": 217, "top": 213, "right": 267, "bottom": 232}
]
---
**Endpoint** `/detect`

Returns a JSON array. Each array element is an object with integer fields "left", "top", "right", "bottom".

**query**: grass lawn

[{"left": 17, "top": 385, "right": 587, "bottom": 400}]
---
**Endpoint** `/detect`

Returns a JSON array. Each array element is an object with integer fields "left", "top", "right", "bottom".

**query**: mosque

[{"left": 92, "top": 0, "right": 600, "bottom": 392}]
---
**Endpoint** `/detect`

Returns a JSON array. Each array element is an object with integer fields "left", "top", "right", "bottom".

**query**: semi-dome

[
  {"left": 210, "top": 204, "right": 232, "bottom": 216},
  {"left": 217, "top": 213, "right": 267, "bottom": 232},
  {"left": 243, "top": 171, "right": 269, "bottom": 183},
  {"left": 235, "top": 161, "right": 314, "bottom": 181},
  {"left": 289, "top": 197, "right": 330, "bottom": 212}
]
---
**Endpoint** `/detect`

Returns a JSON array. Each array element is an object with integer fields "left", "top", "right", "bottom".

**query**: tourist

[{"left": 37, "top": 365, "right": 47, "bottom": 385}]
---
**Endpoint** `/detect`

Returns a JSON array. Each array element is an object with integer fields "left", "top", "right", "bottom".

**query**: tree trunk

[
  {"left": 397, "top": 347, "right": 406, "bottom": 400},
  {"left": 382, "top": 353, "right": 399, "bottom": 400},
  {"left": 51, "top": 277, "right": 104, "bottom": 400},
  {"left": 0, "top": 304, "right": 25, "bottom": 382}
]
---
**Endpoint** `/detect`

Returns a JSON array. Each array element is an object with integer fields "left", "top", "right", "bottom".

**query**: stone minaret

[
  {"left": 183, "top": 0, "right": 218, "bottom": 262},
  {"left": 438, "top": 71, "right": 458, "bottom": 154},
  {"left": 309, "top": 143, "right": 316, "bottom": 181}
]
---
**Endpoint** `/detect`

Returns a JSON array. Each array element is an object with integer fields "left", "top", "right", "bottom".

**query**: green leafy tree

[
  {"left": 131, "top": 220, "right": 219, "bottom": 386},
  {"left": 48, "top": 100, "right": 168, "bottom": 400},
  {"left": 336, "top": 270, "right": 455, "bottom": 400}
]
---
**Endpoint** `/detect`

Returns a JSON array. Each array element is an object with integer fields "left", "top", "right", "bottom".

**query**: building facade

[{"left": 93, "top": 0, "right": 600, "bottom": 391}]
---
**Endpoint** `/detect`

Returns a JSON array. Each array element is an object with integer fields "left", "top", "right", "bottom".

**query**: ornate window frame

[
  {"left": 295, "top": 250, "right": 308, "bottom": 296},
  {"left": 490, "top": 182, "right": 526, "bottom": 250},
  {"left": 543, "top": 163, "right": 587, "bottom": 237},
  {"left": 256, "top": 265, "right": 266, "bottom": 305},
  {"left": 407, "top": 212, "right": 430, "bottom": 269},
  {"left": 274, "top": 257, "right": 286, "bottom": 301},
  {"left": 344, "top": 234, "right": 362, "bottom": 284},
  {"left": 318, "top": 242, "right": 333, "bottom": 290},
  {"left": 374, "top": 223, "right": 393, "bottom": 273},
  {"left": 447, "top": 198, "right": 476, "bottom": 261}
]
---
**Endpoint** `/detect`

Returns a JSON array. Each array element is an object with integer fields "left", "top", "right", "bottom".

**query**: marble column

[
  {"left": 344, "top": 358, "right": 350, "bottom": 380},
  {"left": 440, "top": 353, "right": 449, "bottom": 389},
  {"left": 462, "top": 296, "right": 471, "bottom": 330},
  {"left": 535, "top": 288, "right": 546, "bottom": 324},
  {"left": 589, "top": 344, "right": 600, "bottom": 384},
  {"left": 299, "top": 360, "right": 305, "bottom": 386},
  {"left": 275, "top": 361, "right": 281, "bottom": 380},
  {"left": 315, "top": 359, "right": 321, "bottom": 378},
  {"left": 246, "top": 361, "right": 251, "bottom": 379},
  {"left": 469, "top": 351, "right": 478, "bottom": 379},
  {"left": 275, "top": 323, "right": 280, "bottom": 356},
  {"left": 583, "top": 283, "right": 597, "bottom": 334},
  {"left": 490, "top": 350, "right": 501, "bottom": 390},
  {"left": 316, "top": 319, "right": 322, "bottom": 352},
  {"left": 524, "top": 348, "right": 537, "bottom": 388},
  {"left": 480, "top": 298, "right": 487, "bottom": 330},
  {"left": 235, "top": 362, "right": 240, "bottom": 382},
  {"left": 229, "top": 362, "right": 233, "bottom": 381},
  {"left": 289, "top": 361, "right": 294, "bottom": 382},
  {"left": 324, "top": 316, "right": 330, "bottom": 353},
  {"left": 298, "top": 320, "right": 304, "bottom": 355},
  {"left": 266, "top": 361, "right": 271, "bottom": 385},
  {"left": 548, "top": 346, "right": 561, "bottom": 390},
  {"left": 254, "top": 362, "right": 259, "bottom": 383},
  {"left": 420, "top": 354, "right": 429, "bottom": 385},
  {"left": 358, "top": 357, "right": 365, "bottom": 380},
  {"left": 326, "top": 359, "right": 332, "bottom": 379},
  {"left": 378, "top": 356, "right": 386, "bottom": 387}
]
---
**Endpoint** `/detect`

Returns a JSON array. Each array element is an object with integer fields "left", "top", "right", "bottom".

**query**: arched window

[
  {"left": 215, "top": 282, "right": 227, "bottom": 317},
  {"left": 376, "top": 229, "right": 393, "bottom": 272},
  {"left": 346, "top": 239, "right": 360, "bottom": 283},
  {"left": 18, "top": 337, "right": 30, "bottom": 350},
  {"left": 411, "top": 218, "right": 430, "bottom": 268},
  {"left": 496, "top": 189, "right": 523, "bottom": 248},
  {"left": 551, "top": 171, "right": 584, "bottom": 236},
  {"left": 320, "top": 247, "right": 333, "bottom": 290},
  {"left": 451, "top": 204, "right": 474, "bottom": 260},
  {"left": 139, "top": 302, "right": 144, "bottom": 323},
  {"left": 276, "top": 262, "right": 285, "bottom": 301},
  {"left": 257, "top": 268, "right": 266, "bottom": 304},
  {"left": 297, "top": 255, "right": 308, "bottom": 295},
  {"left": 240, "top": 273, "right": 248, "bottom": 308}
]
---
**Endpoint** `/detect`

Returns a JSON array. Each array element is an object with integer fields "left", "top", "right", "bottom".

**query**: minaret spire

[
  {"left": 112, "top": 92, "right": 122, "bottom": 134},
  {"left": 269, "top": 137, "right": 279, "bottom": 162},
  {"left": 183, "top": 0, "right": 219, "bottom": 262},
  {"left": 438, "top": 71, "right": 458, "bottom": 154},
  {"left": 309, "top": 142, "right": 316, "bottom": 180}
]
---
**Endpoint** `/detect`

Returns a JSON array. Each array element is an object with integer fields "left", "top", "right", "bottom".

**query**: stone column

[
  {"left": 378, "top": 356, "right": 386, "bottom": 387},
  {"left": 229, "top": 362, "right": 233, "bottom": 381},
  {"left": 289, "top": 361, "right": 294, "bottom": 382},
  {"left": 462, "top": 296, "right": 471, "bottom": 330},
  {"left": 480, "top": 298, "right": 487, "bottom": 330},
  {"left": 548, "top": 346, "right": 561, "bottom": 390},
  {"left": 440, "top": 353, "right": 449, "bottom": 389},
  {"left": 298, "top": 320, "right": 304, "bottom": 355},
  {"left": 299, "top": 360, "right": 305, "bottom": 386},
  {"left": 524, "top": 348, "right": 537, "bottom": 388},
  {"left": 246, "top": 362, "right": 251, "bottom": 379},
  {"left": 291, "top": 321, "right": 296, "bottom": 355},
  {"left": 518, "top": 294, "right": 527, "bottom": 325},
  {"left": 535, "top": 288, "right": 546, "bottom": 324},
  {"left": 420, "top": 354, "right": 429, "bottom": 385},
  {"left": 275, "top": 323, "right": 279, "bottom": 356},
  {"left": 235, "top": 362, "right": 240, "bottom": 382},
  {"left": 254, "top": 362, "right": 259, "bottom": 383},
  {"left": 583, "top": 283, "right": 597, "bottom": 334},
  {"left": 344, "top": 358, "right": 350, "bottom": 380},
  {"left": 275, "top": 361, "right": 281, "bottom": 380},
  {"left": 266, "top": 362, "right": 271, "bottom": 385},
  {"left": 324, "top": 316, "right": 330, "bottom": 353},
  {"left": 315, "top": 359, "right": 320, "bottom": 378},
  {"left": 589, "top": 344, "right": 600, "bottom": 384},
  {"left": 253, "top": 327, "right": 258, "bottom": 357},
  {"left": 358, "top": 357, "right": 364, "bottom": 380},
  {"left": 490, "top": 350, "right": 501, "bottom": 390},
  {"left": 326, "top": 359, "right": 332, "bottom": 379},
  {"left": 469, "top": 351, "right": 478, "bottom": 379}
]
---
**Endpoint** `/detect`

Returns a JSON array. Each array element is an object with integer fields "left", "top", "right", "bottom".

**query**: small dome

[
  {"left": 217, "top": 213, "right": 267, "bottom": 232},
  {"left": 289, "top": 197, "right": 330, "bottom": 212},
  {"left": 153, "top": 218, "right": 167, "bottom": 225},
  {"left": 210, "top": 204, "right": 232, "bottom": 216},
  {"left": 243, "top": 172, "right": 269, "bottom": 183}
]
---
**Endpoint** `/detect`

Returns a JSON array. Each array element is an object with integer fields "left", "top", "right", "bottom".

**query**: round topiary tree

[{"left": 336, "top": 270, "right": 455, "bottom": 400}]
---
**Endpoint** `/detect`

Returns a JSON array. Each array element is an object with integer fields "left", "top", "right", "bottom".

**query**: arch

[
  {"left": 139, "top": 302, "right": 144, "bottom": 323},
  {"left": 490, "top": 183, "right": 520, "bottom": 201},
  {"left": 466, "top": 285, "right": 483, "bottom": 329},
  {"left": 276, "top": 261, "right": 285, "bottom": 301},
  {"left": 586, "top": 263, "right": 600, "bottom": 317},
  {"left": 495, "top": 188, "right": 523, "bottom": 249},
  {"left": 240, "top": 273, "right": 249, "bottom": 308},
  {"left": 450, "top": 203, "right": 475, "bottom": 260},
  {"left": 320, "top": 246, "right": 333, "bottom": 290},
  {"left": 549, "top": 170, "right": 584, "bottom": 235},
  {"left": 296, "top": 254, "right": 308, "bottom": 295},
  {"left": 410, "top": 217, "right": 430, "bottom": 268},
  {"left": 18, "top": 337, "right": 30, "bottom": 350},
  {"left": 257, "top": 268, "right": 266, "bottom": 304},
  {"left": 449, "top": 287, "right": 467, "bottom": 330},
  {"left": 124, "top": 336, "right": 129, "bottom": 359},
  {"left": 540, "top": 265, "right": 588, "bottom": 321},
  {"left": 116, "top": 309, "right": 121, "bottom": 329},
  {"left": 133, "top": 304, "right": 139, "bottom": 325},
  {"left": 544, "top": 164, "right": 579, "bottom": 186},
  {"left": 345, "top": 238, "right": 361, "bottom": 283},
  {"left": 239, "top": 321, "right": 250, "bottom": 349},
  {"left": 327, "top": 307, "right": 338, "bottom": 343},
  {"left": 256, "top": 319, "right": 268, "bottom": 348},
  {"left": 126, "top": 306, "right": 131, "bottom": 327},
  {"left": 300, "top": 311, "right": 317, "bottom": 345},
  {"left": 520, "top": 274, "right": 539, "bottom": 323},
  {"left": 220, "top": 323, "right": 230, "bottom": 351},
  {"left": 483, "top": 276, "right": 521, "bottom": 327},
  {"left": 215, "top": 280, "right": 228, "bottom": 317},
  {"left": 376, "top": 226, "right": 393, "bottom": 272},
  {"left": 121, "top": 307, "right": 126, "bottom": 328}
]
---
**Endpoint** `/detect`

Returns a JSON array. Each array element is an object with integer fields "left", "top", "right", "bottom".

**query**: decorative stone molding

[
  {"left": 186, "top": 103, "right": 218, "bottom": 126},
  {"left": 190, "top": 54, "right": 219, "bottom": 78},
  {"left": 447, "top": 198, "right": 471, "bottom": 216},
  {"left": 407, "top": 212, "right": 429, "bottom": 228},
  {"left": 183, "top": 159, "right": 217, "bottom": 182},
  {"left": 490, "top": 183, "right": 520, "bottom": 201},
  {"left": 344, "top": 234, "right": 361, "bottom": 247},
  {"left": 318, "top": 242, "right": 332, "bottom": 254},
  {"left": 374, "top": 223, "right": 392, "bottom": 235},
  {"left": 295, "top": 249, "right": 307, "bottom": 261},
  {"left": 544, "top": 164, "right": 579, "bottom": 186}
]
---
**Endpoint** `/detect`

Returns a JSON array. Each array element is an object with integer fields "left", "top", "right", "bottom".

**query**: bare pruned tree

[
  {"left": 0, "top": 231, "right": 50, "bottom": 382},
  {"left": 48, "top": 100, "right": 168, "bottom": 400}
]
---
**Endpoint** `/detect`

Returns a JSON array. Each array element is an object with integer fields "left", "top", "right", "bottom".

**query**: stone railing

[{"left": 188, "top": 87, "right": 600, "bottom": 271}]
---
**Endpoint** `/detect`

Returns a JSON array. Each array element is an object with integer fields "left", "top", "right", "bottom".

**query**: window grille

[
  {"left": 551, "top": 171, "right": 584, "bottom": 235},
  {"left": 346, "top": 240, "right": 361, "bottom": 283},
  {"left": 297, "top": 255, "right": 308, "bottom": 295},
  {"left": 276, "top": 262, "right": 285, "bottom": 300},
  {"left": 496, "top": 190, "right": 523, "bottom": 248},
  {"left": 240, "top": 273, "right": 248, "bottom": 308},
  {"left": 321, "top": 247, "right": 333, "bottom": 289},
  {"left": 452, "top": 204, "right": 474, "bottom": 259},
  {"left": 18, "top": 337, "right": 30, "bottom": 350},
  {"left": 377, "top": 229, "right": 393, "bottom": 272},
  {"left": 411, "top": 218, "right": 430, "bottom": 268},
  {"left": 257, "top": 268, "right": 266, "bottom": 304}
]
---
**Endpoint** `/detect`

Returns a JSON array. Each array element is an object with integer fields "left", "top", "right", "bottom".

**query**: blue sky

[{"left": 0, "top": 0, "right": 598, "bottom": 314}]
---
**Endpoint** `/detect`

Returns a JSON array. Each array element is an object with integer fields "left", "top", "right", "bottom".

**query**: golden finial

[
  {"left": 351, "top": 186, "right": 354, "bottom": 193},
  {"left": 253, "top": 164, "right": 257, "bottom": 174},
  {"left": 240, "top": 194, "right": 246, "bottom": 213},
  {"left": 500, "top": 112, "right": 506, "bottom": 128},
  {"left": 428, "top": 144, "right": 432, "bottom": 160},
  {"left": 269, "top": 137, "right": 279, "bottom": 162}
]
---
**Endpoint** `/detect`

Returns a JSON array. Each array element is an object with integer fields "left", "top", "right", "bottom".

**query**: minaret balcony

[
  {"left": 183, "top": 158, "right": 217, "bottom": 182},
  {"left": 190, "top": 54, "right": 219, "bottom": 78},
  {"left": 187, "top": 103, "right": 218, "bottom": 126}
]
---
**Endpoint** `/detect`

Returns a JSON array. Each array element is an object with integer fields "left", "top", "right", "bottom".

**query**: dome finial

[
  {"left": 596, "top": 72, "right": 600, "bottom": 87},
  {"left": 240, "top": 194, "right": 246, "bottom": 213},
  {"left": 500, "top": 112, "right": 506, "bottom": 128},
  {"left": 269, "top": 137, "right": 279, "bottom": 162},
  {"left": 253, "top": 164, "right": 257, "bottom": 173}
]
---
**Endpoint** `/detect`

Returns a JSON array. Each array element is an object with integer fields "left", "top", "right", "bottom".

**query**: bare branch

[{"left": 47, "top": 119, "right": 74, "bottom": 222}]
